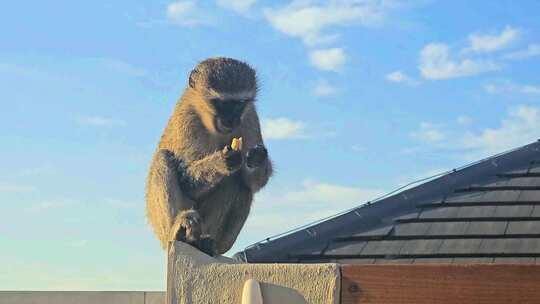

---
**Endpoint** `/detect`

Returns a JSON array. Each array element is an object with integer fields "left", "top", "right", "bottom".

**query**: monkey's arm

[
  {"left": 239, "top": 110, "right": 273, "bottom": 193},
  {"left": 241, "top": 145, "right": 273, "bottom": 193},
  {"left": 179, "top": 149, "right": 240, "bottom": 199},
  {"left": 146, "top": 149, "right": 200, "bottom": 249}
]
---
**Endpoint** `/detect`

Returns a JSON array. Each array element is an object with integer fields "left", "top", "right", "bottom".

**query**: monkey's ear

[{"left": 189, "top": 69, "right": 199, "bottom": 89}]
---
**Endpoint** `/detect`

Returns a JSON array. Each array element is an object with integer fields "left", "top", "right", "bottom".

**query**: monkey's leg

[
  {"left": 214, "top": 199, "right": 252, "bottom": 254},
  {"left": 194, "top": 175, "right": 252, "bottom": 255},
  {"left": 146, "top": 150, "right": 201, "bottom": 250}
]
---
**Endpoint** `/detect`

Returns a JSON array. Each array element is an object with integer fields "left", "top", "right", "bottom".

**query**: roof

[{"left": 235, "top": 140, "right": 540, "bottom": 264}]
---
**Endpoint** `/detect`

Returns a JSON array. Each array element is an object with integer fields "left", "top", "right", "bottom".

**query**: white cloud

[
  {"left": 263, "top": 0, "right": 390, "bottom": 46},
  {"left": 240, "top": 180, "right": 386, "bottom": 238},
  {"left": 0, "top": 182, "right": 36, "bottom": 193},
  {"left": 312, "top": 80, "right": 337, "bottom": 96},
  {"left": 280, "top": 179, "right": 384, "bottom": 205},
  {"left": 503, "top": 43, "right": 540, "bottom": 60},
  {"left": 166, "top": 1, "right": 211, "bottom": 26},
  {"left": 419, "top": 43, "right": 500, "bottom": 80},
  {"left": 457, "top": 115, "right": 473, "bottom": 125},
  {"left": 351, "top": 145, "right": 366, "bottom": 152},
  {"left": 98, "top": 59, "right": 147, "bottom": 77},
  {"left": 217, "top": 0, "right": 257, "bottom": 14},
  {"left": 484, "top": 80, "right": 540, "bottom": 96},
  {"left": 406, "top": 106, "right": 540, "bottom": 161},
  {"left": 261, "top": 118, "right": 308, "bottom": 140},
  {"left": 386, "top": 70, "right": 407, "bottom": 82},
  {"left": 418, "top": 27, "right": 526, "bottom": 80},
  {"left": 105, "top": 199, "right": 140, "bottom": 209},
  {"left": 462, "top": 105, "right": 540, "bottom": 158},
  {"left": 26, "top": 200, "right": 70, "bottom": 213},
  {"left": 410, "top": 122, "right": 446, "bottom": 142},
  {"left": 19, "top": 165, "right": 56, "bottom": 177},
  {"left": 467, "top": 26, "right": 520, "bottom": 53},
  {"left": 309, "top": 48, "right": 346, "bottom": 72},
  {"left": 385, "top": 70, "right": 419, "bottom": 85},
  {"left": 77, "top": 116, "right": 126, "bottom": 127},
  {"left": 71, "top": 240, "right": 88, "bottom": 248}
]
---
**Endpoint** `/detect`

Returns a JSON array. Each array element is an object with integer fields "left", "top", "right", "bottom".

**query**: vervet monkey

[{"left": 146, "top": 57, "right": 272, "bottom": 255}]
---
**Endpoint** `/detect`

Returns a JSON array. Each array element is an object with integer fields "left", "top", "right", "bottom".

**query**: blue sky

[{"left": 1, "top": 0, "right": 540, "bottom": 290}]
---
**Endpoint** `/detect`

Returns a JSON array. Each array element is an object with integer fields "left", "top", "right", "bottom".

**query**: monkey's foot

[
  {"left": 189, "top": 236, "right": 217, "bottom": 257},
  {"left": 172, "top": 211, "right": 216, "bottom": 256},
  {"left": 173, "top": 209, "right": 202, "bottom": 244}
]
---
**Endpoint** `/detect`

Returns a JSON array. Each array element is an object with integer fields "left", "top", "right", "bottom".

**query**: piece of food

[{"left": 231, "top": 137, "right": 243, "bottom": 151}]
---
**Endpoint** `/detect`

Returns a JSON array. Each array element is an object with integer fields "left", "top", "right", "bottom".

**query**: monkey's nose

[
  {"left": 216, "top": 118, "right": 234, "bottom": 133},
  {"left": 222, "top": 117, "right": 237, "bottom": 128}
]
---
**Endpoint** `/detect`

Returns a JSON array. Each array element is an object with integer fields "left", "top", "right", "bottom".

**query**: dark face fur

[{"left": 210, "top": 97, "right": 252, "bottom": 133}]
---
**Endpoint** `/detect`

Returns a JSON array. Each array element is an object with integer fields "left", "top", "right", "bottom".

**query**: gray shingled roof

[{"left": 235, "top": 140, "right": 540, "bottom": 264}]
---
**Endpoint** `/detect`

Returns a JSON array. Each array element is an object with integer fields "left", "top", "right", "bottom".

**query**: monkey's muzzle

[{"left": 215, "top": 117, "right": 240, "bottom": 134}]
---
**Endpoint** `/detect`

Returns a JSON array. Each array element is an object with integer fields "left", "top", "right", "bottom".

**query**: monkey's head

[{"left": 187, "top": 57, "right": 257, "bottom": 135}]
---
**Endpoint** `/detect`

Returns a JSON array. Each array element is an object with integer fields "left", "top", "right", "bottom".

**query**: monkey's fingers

[{"left": 238, "top": 137, "right": 243, "bottom": 151}]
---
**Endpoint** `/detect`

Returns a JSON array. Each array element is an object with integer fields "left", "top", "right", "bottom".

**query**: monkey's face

[
  {"left": 188, "top": 57, "right": 258, "bottom": 134},
  {"left": 210, "top": 97, "right": 251, "bottom": 134}
]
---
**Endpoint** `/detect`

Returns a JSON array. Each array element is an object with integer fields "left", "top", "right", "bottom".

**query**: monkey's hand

[
  {"left": 241, "top": 144, "right": 272, "bottom": 193},
  {"left": 246, "top": 144, "right": 268, "bottom": 168},
  {"left": 222, "top": 144, "right": 243, "bottom": 173}
]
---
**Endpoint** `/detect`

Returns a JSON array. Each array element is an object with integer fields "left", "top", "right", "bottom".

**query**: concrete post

[{"left": 167, "top": 242, "right": 340, "bottom": 304}]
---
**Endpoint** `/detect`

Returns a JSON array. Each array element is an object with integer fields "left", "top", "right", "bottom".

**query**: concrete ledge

[
  {"left": 0, "top": 291, "right": 165, "bottom": 304},
  {"left": 167, "top": 242, "right": 340, "bottom": 304}
]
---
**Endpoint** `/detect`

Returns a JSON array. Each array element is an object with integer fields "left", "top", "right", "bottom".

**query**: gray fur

[{"left": 146, "top": 57, "right": 273, "bottom": 254}]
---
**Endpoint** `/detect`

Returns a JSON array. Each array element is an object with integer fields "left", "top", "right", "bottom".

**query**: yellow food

[{"left": 231, "top": 137, "right": 243, "bottom": 151}]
